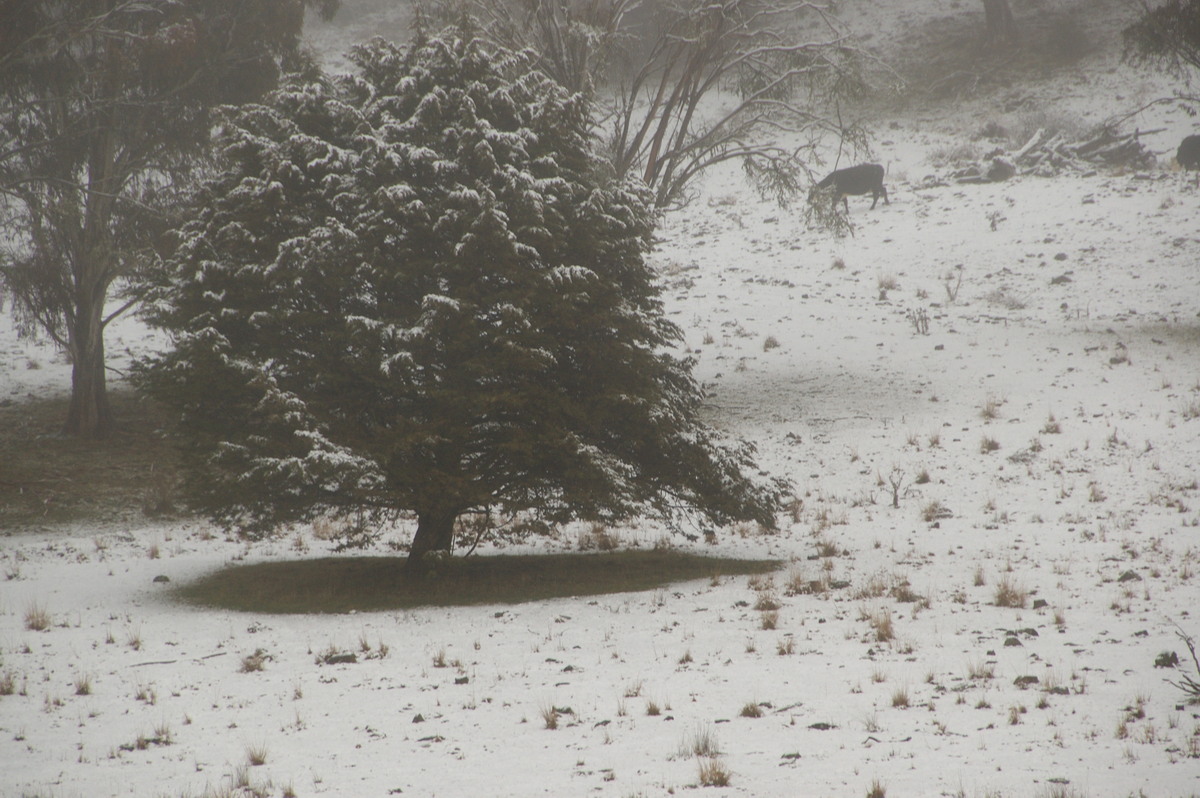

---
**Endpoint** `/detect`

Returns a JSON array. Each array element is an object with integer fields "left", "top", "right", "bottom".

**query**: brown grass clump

[
  {"left": 24, "top": 602, "right": 50, "bottom": 632},
  {"left": 993, "top": 575, "right": 1029, "bottom": 608},
  {"left": 698, "top": 757, "right": 731, "bottom": 787},
  {"left": 740, "top": 701, "right": 764, "bottom": 718}
]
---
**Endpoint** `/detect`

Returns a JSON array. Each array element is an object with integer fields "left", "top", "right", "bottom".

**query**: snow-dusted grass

[{"left": 3, "top": 3, "right": 1200, "bottom": 796}]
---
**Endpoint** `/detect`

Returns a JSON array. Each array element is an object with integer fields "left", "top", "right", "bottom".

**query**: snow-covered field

[{"left": 3, "top": 2, "right": 1200, "bottom": 796}]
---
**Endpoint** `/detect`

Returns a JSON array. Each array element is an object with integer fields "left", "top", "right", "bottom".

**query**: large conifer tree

[{"left": 136, "top": 28, "right": 784, "bottom": 566}]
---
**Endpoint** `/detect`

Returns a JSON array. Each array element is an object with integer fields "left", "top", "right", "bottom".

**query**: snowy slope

[{"left": 2, "top": 1, "right": 1200, "bottom": 796}]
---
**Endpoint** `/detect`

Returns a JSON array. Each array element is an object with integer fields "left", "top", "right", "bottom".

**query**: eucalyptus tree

[{"left": 0, "top": 0, "right": 336, "bottom": 437}]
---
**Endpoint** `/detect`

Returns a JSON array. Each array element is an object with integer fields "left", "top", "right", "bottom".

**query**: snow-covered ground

[{"left": 3, "top": 1, "right": 1200, "bottom": 796}]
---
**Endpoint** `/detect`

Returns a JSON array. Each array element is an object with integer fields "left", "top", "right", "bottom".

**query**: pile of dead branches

[
  {"left": 1011, "top": 124, "right": 1161, "bottom": 174},
  {"left": 954, "top": 124, "right": 1162, "bottom": 183}
]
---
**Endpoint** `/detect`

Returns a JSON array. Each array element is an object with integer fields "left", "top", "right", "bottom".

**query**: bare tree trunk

[
  {"left": 63, "top": 35, "right": 121, "bottom": 439},
  {"left": 982, "top": 0, "right": 1017, "bottom": 43},
  {"left": 63, "top": 291, "right": 113, "bottom": 438},
  {"left": 407, "top": 508, "right": 459, "bottom": 571}
]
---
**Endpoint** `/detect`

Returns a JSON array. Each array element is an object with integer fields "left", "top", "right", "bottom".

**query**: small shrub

[
  {"left": 980, "top": 436, "right": 1001, "bottom": 454},
  {"left": 763, "top": 335, "right": 780, "bottom": 351},
  {"left": 0, "top": 671, "right": 15, "bottom": 696},
  {"left": 1042, "top": 414, "right": 1062, "bottom": 434},
  {"left": 760, "top": 610, "right": 779, "bottom": 630},
  {"left": 891, "top": 686, "right": 909, "bottom": 708},
  {"left": 541, "top": 704, "right": 559, "bottom": 730},
  {"left": 867, "top": 779, "right": 887, "bottom": 798}
]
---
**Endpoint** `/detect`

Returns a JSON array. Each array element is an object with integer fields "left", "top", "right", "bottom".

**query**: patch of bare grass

[{"left": 0, "top": 391, "right": 180, "bottom": 529}]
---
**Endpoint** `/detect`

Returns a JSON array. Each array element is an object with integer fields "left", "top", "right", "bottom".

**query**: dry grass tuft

[
  {"left": 246, "top": 742, "right": 269, "bottom": 766},
  {"left": 24, "top": 602, "right": 50, "bottom": 632},
  {"left": 698, "top": 756, "right": 732, "bottom": 787},
  {"left": 993, "top": 575, "right": 1029, "bottom": 608},
  {"left": 740, "top": 701, "right": 764, "bottom": 718}
]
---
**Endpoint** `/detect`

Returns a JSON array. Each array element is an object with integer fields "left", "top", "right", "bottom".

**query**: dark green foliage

[
  {"left": 136, "top": 28, "right": 785, "bottom": 563},
  {"left": 1123, "top": 0, "right": 1200, "bottom": 80}
]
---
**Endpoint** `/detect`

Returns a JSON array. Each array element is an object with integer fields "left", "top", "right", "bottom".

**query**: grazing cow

[
  {"left": 813, "top": 163, "right": 889, "bottom": 212},
  {"left": 1178, "top": 134, "right": 1200, "bottom": 173}
]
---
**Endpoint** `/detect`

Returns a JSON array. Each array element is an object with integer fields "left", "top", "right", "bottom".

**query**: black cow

[
  {"left": 813, "top": 163, "right": 889, "bottom": 211},
  {"left": 1178, "top": 134, "right": 1200, "bottom": 172}
]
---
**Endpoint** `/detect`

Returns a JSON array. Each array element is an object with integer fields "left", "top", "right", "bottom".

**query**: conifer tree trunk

[{"left": 407, "top": 508, "right": 459, "bottom": 570}]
